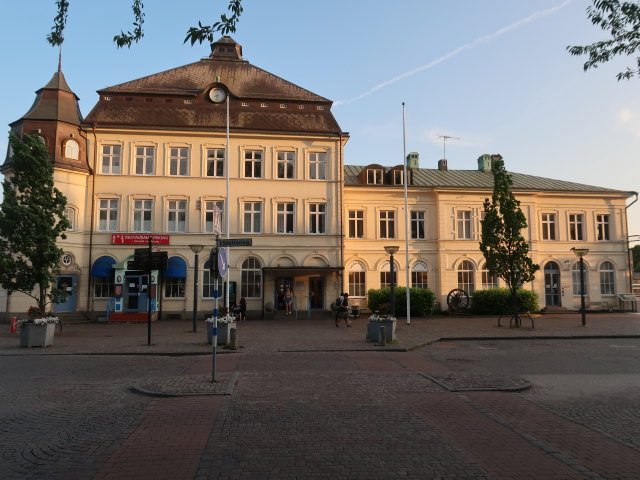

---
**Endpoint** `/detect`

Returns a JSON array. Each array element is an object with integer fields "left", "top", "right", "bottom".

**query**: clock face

[{"left": 209, "top": 87, "right": 227, "bottom": 103}]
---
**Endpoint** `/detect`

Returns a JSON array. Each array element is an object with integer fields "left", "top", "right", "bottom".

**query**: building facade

[{"left": 2, "top": 38, "right": 636, "bottom": 319}]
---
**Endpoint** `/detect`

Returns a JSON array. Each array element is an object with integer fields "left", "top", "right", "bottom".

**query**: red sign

[{"left": 111, "top": 234, "right": 170, "bottom": 245}]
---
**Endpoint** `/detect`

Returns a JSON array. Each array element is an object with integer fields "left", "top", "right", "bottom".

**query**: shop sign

[{"left": 111, "top": 234, "right": 170, "bottom": 245}]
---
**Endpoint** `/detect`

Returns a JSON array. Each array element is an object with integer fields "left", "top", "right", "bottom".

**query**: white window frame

[
  {"left": 243, "top": 201, "right": 262, "bottom": 233},
  {"left": 135, "top": 146, "right": 155, "bottom": 175},
  {"left": 541, "top": 213, "right": 556, "bottom": 240},
  {"left": 169, "top": 147, "right": 189, "bottom": 176},
  {"left": 98, "top": 198, "right": 119, "bottom": 232},
  {"left": 64, "top": 207, "right": 75, "bottom": 231},
  {"left": 206, "top": 148, "right": 225, "bottom": 177},
  {"left": 309, "top": 203, "right": 326, "bottom": 234},
  {"left": 167, "top": 199, "right": 187, "bottom": 232},
  {"left": 348, "top": 210, "right": 364, "bottom": 239},
  {"left": 457, "top": 260, "right": 475, "bottom": 295},
  {"left": 393, "top": 170, "right": 403, "bottom": 185},
  {"left": 241, "top": 256, "right": 262, "bottom": 298},
  {"left": 596, "top": 214, "right": 610, "bottom": 241},
  {"left": 572, "top": 262, "right": 589, "bottom": 296},
  {"left": 277, "top": 151, "right": 295, "bottom": 179},
  {"left": 599, "top": 261, "right": 616, "bottom": 296},
  {"left": 456, "top": 210, "right": 472, "bottom": 240},
  {"left": 411, "top": 262, "right": 428, "bottom": 289},
  {"left": 204, "top": 200, "right": 224, "bottom": 234},
  {"left": 65, "top": 139, "right": 79, "bottom": 160},
  {"left": 276, "top": 202, "right": 295, "bottom": 234},
  {"left": 101, "top": 145, "right": 121, "bottom": 174},
  {"left": 308, "top": 152, "right": 326, "bottom": 180},
  {"left": 348, "top": 261, "right": 366, "bottom": 297},
  {"left": 569, "top": 213, "right": 584, "bottom": 241},
  {"left": 132, "top": 199, "right": 153, "bottom": 232},
  {"left": 367, "top": 169, "right": 383, "bottom": 185},
  {"left": 411, "top": 211, "right": 425, "bottom": 239},
  {"left": 379, "top": 210, "right": 395, "bottom": 239},
  {"left": 244, "top": 150, "right": 263, "bottom": 178},
  {"left": 480, "top": 263, "right": 498, "bottom": 289}
]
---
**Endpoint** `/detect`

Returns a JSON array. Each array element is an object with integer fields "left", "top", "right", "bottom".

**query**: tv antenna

[{"left": 438, "top": 135, "right": 460, "bottom": 159}]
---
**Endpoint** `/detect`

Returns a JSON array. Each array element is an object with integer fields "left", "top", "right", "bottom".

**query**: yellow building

[{"left": 2, "top": 38, "right": 636, "bottom": 320}]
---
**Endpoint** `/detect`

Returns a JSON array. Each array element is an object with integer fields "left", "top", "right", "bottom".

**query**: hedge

[
  {"left": 367, "top": 287, "right": 436, "bottom": 317},
  {"left": 470, "top": 288, "right": 539, "bottom": 315}
]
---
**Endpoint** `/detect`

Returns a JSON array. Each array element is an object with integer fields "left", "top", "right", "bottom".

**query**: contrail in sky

[{"left": 334, "top": 0, "right": 576, "bottom": 106}]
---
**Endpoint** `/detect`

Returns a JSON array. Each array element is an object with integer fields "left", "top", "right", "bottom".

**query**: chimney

[
  {"left": 406, "top": 152, "right": 419, "bottom": 168},
  {"left": 438, "top": 159, "right": 448, "bottom": 171},
  {"left": 477, "top": 154, "right": 492, "bottom": 172}
]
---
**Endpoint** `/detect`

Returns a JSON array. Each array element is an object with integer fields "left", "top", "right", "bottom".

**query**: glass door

[{"left": 544, "top": 262, "right": 561, "bottom": 307}]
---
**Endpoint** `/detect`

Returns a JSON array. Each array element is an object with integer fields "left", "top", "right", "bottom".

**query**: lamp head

[
  {"left": 384, "top": 245, "right": 399, "bottom": 255},
  {"left": 189, "top": 244, "right": 204, "bottom": 254},
  {"left": 571, "top": 247, "right": 589, "bottom": 257}
]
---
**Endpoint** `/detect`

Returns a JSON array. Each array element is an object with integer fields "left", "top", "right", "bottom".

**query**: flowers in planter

[
  {"left": 368, "top": 313, "right": 397, "bottom": 322},
  {"left": 205, "top": 314, "right": 237, "bottom": 324},
  {"left": 17, "top": 316, "right": 59, "bottom": 330}
]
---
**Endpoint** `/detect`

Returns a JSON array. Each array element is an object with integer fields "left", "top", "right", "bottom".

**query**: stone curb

[
  {"left": 419, "top": 372, "right": 532, "bottom": 392},
  {"left": 131, "top": 372, "right": 238, "bottom": 397}
]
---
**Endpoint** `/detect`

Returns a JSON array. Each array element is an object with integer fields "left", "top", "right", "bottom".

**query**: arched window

[
  {"left": 348, "top": 261, "right": 366, "bottom": 296},
  {"left": 572, "top": 262, "right": 589, "bottom": 296},
  {"left": 457, "top": 260, "right": 475, "bottom": 295},
  {"left": 411, "top": 262, "right": 428, "bottom": 289},
  {"left": 599, "top": 261, "right": 616, "bottom": 296},
  {"left": 380, "top": 260, "right": 398, "bottom": 288},
  {"left": 65, "top": 139, "right": 79, "bottom": 160},
  {"left": 241, "top": 257, "right": 262, "bottom": 298},
  {"left": 64, "top": 207, "right": 75, "bottom": 231},
  {"left": 163, "top": 257, "right": 186, "bottom": 298},
  {"left": 480, "top": 263, "right": 498, "bottom": 289},
  {"left": 202, "top": 258, "right": 216, "bottom": 298}
]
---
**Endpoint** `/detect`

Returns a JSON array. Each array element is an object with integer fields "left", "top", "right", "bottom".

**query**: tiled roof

[
  {"left": 84, "top": 38, "right": 342, "bottom": 134},
  {"left": 14, "top": 71, "right": 82, "bottom": 126},
  {"left": 344, "top": 165, "right": 632, "bottom": 194}
]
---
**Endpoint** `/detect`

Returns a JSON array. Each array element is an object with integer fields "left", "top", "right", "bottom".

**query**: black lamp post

[
  {"left": 189, "top": 244, "right": 204, "bottom": 332},
  {"left": 571, "top": 247, "right": 589, "bottom": 326},
  {"left": 385, "top": 246, "right": 399, "bottom": 315}
]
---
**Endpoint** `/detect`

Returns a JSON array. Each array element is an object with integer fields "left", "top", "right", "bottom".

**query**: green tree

[
  {"left": 480, "top": 157, "right": 540, "bottom": 322},
  {"left": 47, "top": 0, "right": 243, "bottom": 49},
  {"left": 632, "top": 244, "right": 640, "bottom": 271},
  {"left": 568, "top": 0, "right": 640, "bottom": 80},
  {"left": 0, "top": 133, "right": 70, "bottom": 313}
]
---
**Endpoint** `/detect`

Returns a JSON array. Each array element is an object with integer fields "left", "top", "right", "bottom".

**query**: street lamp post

[
  {"left": 385, "top": 246, "right": 400, "bottom": 316},
  {"left": 571, "top": 247, "right": 589, "bottom": 326},
  {"left": 189, "top": 244, "right": 204, "bottom": 332}
]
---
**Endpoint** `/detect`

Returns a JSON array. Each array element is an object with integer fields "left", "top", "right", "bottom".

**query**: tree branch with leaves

[{"left": 568, "top": 0, "right": 640, "bottom": 80}]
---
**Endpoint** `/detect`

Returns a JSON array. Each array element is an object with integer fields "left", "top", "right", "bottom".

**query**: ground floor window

[
  {"left": 349, "top": 261, "right": 366, "bottom": 296},
  {"left": 164, "top": 277, "right": 186, "bottom": 298},
  {"left": 94, "top": 277, "right": 114, "bottom": 298},
  {"left": 241, "top": 257, "right": 262, "bottom": 298},
  {"left": 411, "top": 262, "right": 428, "bottom": 289},
  {"left": 457, "top": 260, "right": 475, "bottom": 295},
  {"left": 599, "top": 261, "right": 615, "bottom": 295}
]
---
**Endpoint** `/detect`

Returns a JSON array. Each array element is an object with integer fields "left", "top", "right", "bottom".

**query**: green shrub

[
  {"left": 470, "top": 288, "right": 539, "bottom": 314},
  {"left": 367, "top": 287, "right": 436, "bottom": 316}
]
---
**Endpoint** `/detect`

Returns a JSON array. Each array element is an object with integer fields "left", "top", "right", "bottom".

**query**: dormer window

[
  {"left": 393, "top": 170, "right": 404, "bottom": 185},
  {"left": 367, "top": 169, "right": 383, "bottom": 185}
]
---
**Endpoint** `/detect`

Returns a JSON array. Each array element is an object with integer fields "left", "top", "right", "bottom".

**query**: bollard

[
  {"left": 10, "top": 317, "right": 17, "bottom": 334},
  {"left": 229, "top": 327, "right": 238, "bottom": 350},
  {"left": 379, "top": 325, "right": 386, "bottom": 347}
]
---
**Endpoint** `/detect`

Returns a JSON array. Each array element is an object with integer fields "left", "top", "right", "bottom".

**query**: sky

[{"left": 1, "top": 0, "right": 638, "bottom": 236}]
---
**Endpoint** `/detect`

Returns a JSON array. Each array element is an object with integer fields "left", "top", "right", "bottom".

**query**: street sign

[
  {"left": 219, "top": 238, "right": 252, "bottom": 247},
  {"left": 217, "top": 247, "right": 228, "bottom": 277}
]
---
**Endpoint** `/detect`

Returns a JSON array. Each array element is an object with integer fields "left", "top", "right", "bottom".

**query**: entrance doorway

[
  {"left": 275, "top": 277, "right": 293, "bottom": 313},
  {"left": 544, "top": 262, "right": 561, "bottom": 307},
  {"left": 54, "top": 275, "right": 77, "bottom": 312},
  {"left": 124, "top": 275, "right": 149, "bottom": 312},
  {"left": 308, "top": 277, "right": 323, "bottom": 309}
]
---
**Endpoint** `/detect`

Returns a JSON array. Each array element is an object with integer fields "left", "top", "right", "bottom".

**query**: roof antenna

[{"left": 438, "top": 135, "right": 460, "bottom": 159}]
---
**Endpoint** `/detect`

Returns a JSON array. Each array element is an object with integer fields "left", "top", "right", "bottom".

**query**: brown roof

[{"left": 84, "top": 37, "right": 342, "bottom": 135}]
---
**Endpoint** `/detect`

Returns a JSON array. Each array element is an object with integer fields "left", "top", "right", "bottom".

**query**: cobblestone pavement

[{"left": 1, "top": 314, "right": 639, "bottom": 479}]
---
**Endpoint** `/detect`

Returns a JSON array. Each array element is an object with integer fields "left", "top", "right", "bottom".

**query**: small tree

[
  {"left": 0, "top": 133, "right": 70, "bottom": 313},
  {"left": 480, "top": 157, "right": 539, "bottom": 324}
]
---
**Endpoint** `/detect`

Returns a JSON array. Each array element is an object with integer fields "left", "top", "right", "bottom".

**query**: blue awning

[
  {"left": 163, "top": 257, "right": 187, "bottom": 278},
  {"left": 91, "top": 256, "right": 116, "bottom": 277}
]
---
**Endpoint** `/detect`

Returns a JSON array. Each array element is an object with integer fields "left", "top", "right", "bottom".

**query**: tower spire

[{"left": 58, "top": 45, "right": 62, "bottom": 72}]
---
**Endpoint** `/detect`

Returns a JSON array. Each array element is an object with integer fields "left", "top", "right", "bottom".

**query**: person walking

[
  {"left": 239, "top": 296, "right": 247, "bottom": 321},
  {"left": 284, "top": 287, "right": 293, "bottom": 315},
  {"left": 334, "top": 292, "right": 351, "bottom": 327}
]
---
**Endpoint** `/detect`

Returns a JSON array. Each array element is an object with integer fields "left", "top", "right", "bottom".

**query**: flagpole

[
  {"left": 402, "top": 102, "right": 411, "bottom": 325},
  {"left": 225, "top": 92, "right": 230, "bottom": 311}
]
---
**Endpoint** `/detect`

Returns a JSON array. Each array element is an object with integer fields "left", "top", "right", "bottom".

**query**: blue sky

[{"left": 1, "top": 0, "right": 638, "bottom": 236}]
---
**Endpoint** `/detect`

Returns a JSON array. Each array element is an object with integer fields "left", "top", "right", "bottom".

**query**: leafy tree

[
  {"left": 47, "top": 0, "right": 243, "bottom": 49},
  {"left": 0, "top": 133, "right": 70, "bottom": 313},
  {"left": 632, "top": 244, "right": 640, "bottom": 271},
  {"left": 480, "top": 157, "right": 540, "bottom": 322},
  {"left": 568, "top": 0, "right": 640, "bottom": 80}
]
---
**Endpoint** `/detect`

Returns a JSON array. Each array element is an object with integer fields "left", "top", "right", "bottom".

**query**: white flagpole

[
  {"left": 225, "top": 93, "right": 231, "bottom": 310},
  {"left": 402, "top": 102, "right": 411, "bottom": 325}
]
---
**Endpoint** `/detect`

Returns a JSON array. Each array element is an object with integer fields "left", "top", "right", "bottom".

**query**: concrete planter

[
  {"left": 366, "top": 320, "right": 396, "bottom": 342},
  {"left": 20, "top": 323, "right": 56, "bottom": 348},
  {"left": 206, "top": 321, "right": 237, "bottom": 345}
]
